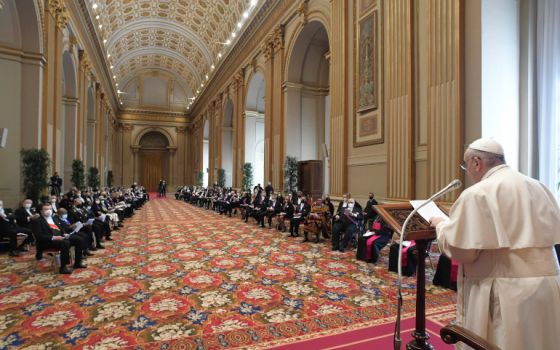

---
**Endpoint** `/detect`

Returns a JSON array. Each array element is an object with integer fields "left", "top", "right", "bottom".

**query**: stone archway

[{"left": 285, "top": 21, "right": 330, "bottom": 197}]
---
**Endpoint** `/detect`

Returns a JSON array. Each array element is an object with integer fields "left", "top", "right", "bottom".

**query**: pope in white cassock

[{"left": 430, "top": 138, "right": 560, "bottom": 350}]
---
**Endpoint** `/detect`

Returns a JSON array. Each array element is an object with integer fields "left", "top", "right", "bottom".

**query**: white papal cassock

[{"left": 435, "top": 164, "right": 560, "bottom": 350}]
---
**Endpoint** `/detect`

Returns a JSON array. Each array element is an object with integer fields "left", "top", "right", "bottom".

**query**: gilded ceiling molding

[
  {"left": 297, "top": 0, "right": 309, "bottom": 25},
  {"left": 272, "top": 25, "right": 285, "bottom": 53},
  {"left": 47, "top": 0, "right": 68, "bottom": 30},
  {"left": 175, "top": 126, "right": 187, "bottom": 134}
]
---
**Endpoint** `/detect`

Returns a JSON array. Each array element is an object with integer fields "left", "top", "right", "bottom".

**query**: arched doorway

[
  {"left": 285, "top": 21, "right": 330, "bottom": 197},
  {"left": 203, "top": 119, "right": 210, "bottom": 187},
  {"left": 139, "top": 131, "right": 170, "bottom": 192},
  {"left": 61, "top": 50, "right": 78, "bottom": 190},
  {"left": 245, "top": 72, "right": 265, "bottom": 188},
  {"left": 222, "top": 98, "right": 234, "bottom": 187}
]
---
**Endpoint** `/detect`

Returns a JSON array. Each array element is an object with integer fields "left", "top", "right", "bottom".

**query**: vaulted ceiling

[{"left": 86, "top": 0, "right": 259, "bottom": 113}]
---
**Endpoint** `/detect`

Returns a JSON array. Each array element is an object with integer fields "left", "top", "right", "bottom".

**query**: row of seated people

[
  {"left": 0, "top": 186, "right": 148, "bottom": 273},
  {"left": 175, "top": 185, "right": 383, "bottom": 253}
]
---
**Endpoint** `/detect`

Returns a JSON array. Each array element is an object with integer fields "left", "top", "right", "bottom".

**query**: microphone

[
  {"left": 426, "top": 179, "right": 462, "bottom": 203},
  {"left": 393, "top": 179, "right": 462, "bottom": 350}
]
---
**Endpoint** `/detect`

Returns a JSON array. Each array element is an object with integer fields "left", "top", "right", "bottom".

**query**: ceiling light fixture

[
  {"left": 243, "top": 11, "right": 249, "bottom": 19},
  {"left": 237, "top": 22, "right": 243, "bottom": 29},
  {"left": 218, "top": 53, "right": 222, "bottom": 58},
  {"left": 251, "top": 0, "right": 258, "bottom": 7},
  {"left": 96, "top": 15, "right": 100, "bottom": 19},
  {"left": 110, "top": 65, "right": 114, "bottom": 69},
  {"left": 98, "top": 24, "right": 102, "bottom": 29},
  {"left": 103, "top": 39, "right": 107, "bottom": 44},
  {"left": 92, "top": 3, "right": 98, "bottom": 10},
  {"left": 231, "top": 32, "right": 237, "bottom": 38}
]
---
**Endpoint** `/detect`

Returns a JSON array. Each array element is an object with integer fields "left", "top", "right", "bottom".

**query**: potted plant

[
  {"left": 107, "top": 170, "right": 114, "bottom": 188},
  {"left": 217, "top": 168, "right": 226, "bottom": 187},
  {"left": 242, "top": 162, "right": 253, "bottom": 192},
  {"left": 283, "top": 156, "right": 298, "bottom": 194},
  {"left": 20, "top": 148, "right": 50, "bottom": 204},
  {"left": 87, "top": 167, "right": 100, "bottom": 190},
  {"left": 71, "top": 159, "right": 85, "bottom": 190},
  {"left": 196, "top": 170, "right": 204, "bottom": 186}
]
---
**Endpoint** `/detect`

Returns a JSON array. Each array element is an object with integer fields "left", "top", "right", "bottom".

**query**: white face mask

[
  {"left": 24, "top": 204, "right": 32, "bottom": 209},
  {"left": 43, "top": 210, "right": 52, "bottom": 217},
  {"left": 348, "top": 203, "right": 355, "bottom": 209}
]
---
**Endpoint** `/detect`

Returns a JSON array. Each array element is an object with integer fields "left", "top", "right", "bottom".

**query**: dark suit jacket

[
  {"left": 15, "top": 207, "right": 35, "bottom": 228},
  {"left": 31, "top": 216, "right": 63, "bottom": 242}
]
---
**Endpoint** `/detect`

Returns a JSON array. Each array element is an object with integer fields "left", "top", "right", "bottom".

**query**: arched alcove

[
  {"left": 60, "top": 50, "right": 78, "bottom": 190},
  {"left": 285, "top": 21, "right": 330, "bottom": 196},
  {"left": 245, "top": 72, "right": 265, "bottom": 188},
  {"left": 222, "top": 98, "right": 234, "bottom": 187},
  {"left": 138, "top": 131, "right": 170, "bottom": 191}
]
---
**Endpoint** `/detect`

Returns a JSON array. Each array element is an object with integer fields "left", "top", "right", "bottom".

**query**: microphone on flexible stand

[{"left": 393, "top": 179, "right": 462, "bottom": 350}]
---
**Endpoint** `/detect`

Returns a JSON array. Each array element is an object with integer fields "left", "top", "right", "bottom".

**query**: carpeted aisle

[{"left": 0, "top": 197, "right": 456, "bottom": 349}]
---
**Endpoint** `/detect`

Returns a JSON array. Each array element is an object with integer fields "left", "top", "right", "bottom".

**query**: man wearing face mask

[
  {"left": 363, "top": 193, "right": 378, "bottom": 228},
  {"left": 32, "top": 203, "right": 87, "bottom": 274},
  {"left": 0, "top": 200, "right": 33, "bottom": 256},
  {"left": 15, "top": 199, "right": 39, "bottom": 231},
  {"left": 332, "top": 196, "right": 362, "bottom": 252},
  {"left": 55, "top": 208, "right": 94, "bottom": 257}
]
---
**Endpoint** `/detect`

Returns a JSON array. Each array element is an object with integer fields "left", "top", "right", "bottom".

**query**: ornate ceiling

[{"left": 86, "top": 0, "right": 258, "bottom": 112}]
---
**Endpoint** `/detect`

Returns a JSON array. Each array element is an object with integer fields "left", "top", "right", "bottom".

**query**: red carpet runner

[{"left": 0, "top": 197, "right": 456, "bottom": 349}]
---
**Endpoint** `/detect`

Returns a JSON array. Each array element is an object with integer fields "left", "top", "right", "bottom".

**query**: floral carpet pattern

[{"left": 0, "top": 198, "right": 456, "bottom": 349}]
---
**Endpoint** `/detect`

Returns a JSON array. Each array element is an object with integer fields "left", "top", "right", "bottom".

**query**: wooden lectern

[{"left": 374, "top": 203, "right": 444, "bottom": 350}]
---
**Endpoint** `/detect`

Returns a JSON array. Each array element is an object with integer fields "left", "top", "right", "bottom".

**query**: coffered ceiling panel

[{"left": 87, "top": 0, "right": 257, "bottom": 113}]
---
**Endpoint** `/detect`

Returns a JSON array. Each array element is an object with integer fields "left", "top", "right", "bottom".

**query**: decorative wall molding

[{"left": 346, "top": 154, "right": 387, "bottom": 166}]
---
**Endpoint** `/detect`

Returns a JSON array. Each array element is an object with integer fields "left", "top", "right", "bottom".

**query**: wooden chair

[{"left": 440, "top": 323, "right": 501, "bottom": 350}]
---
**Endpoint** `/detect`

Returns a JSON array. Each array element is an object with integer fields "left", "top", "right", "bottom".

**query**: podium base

[{"left": 406, "top": 331, "right": 434, "bottom": 350}]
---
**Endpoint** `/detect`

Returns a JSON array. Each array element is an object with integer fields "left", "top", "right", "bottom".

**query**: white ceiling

[{"left": 86, "top": 0, "right": 260, "bottom": 112}]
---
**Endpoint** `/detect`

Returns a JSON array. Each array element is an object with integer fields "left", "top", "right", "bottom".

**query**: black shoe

[
  {"left": 315, "top": 237, "right": 320, "bottom": 243},
  {"left": 96, "top": 244, "right": 105, "bottom": 249},
  {"left": 18, "top": 246, "right": 29, "bottom": 252},
  {"left": 59, "top": 266, "right": 72, "bottom": 274},
  {"left": 331, "top": 247, "right": 339, "bottom": 251},
  {"left": 84, "top": 250, "right": 95, "bottom": 256},
  {"left": 9, "top": 251, "right": 20, "bottom": 257},
  {"left": 90, "top": 246, "right": 98, "bottom": 251},
  {"left": 105, "top": 237, "right": 113, "bottom": 241},
  {"left": 73, "top": 262, "right": 87, "bottom": 269},
  {"left": 301, "top": 238, "right": 309, "bottom": 243}
]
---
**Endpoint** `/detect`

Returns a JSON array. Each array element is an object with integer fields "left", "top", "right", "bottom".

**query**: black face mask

[{"left": 369, "top": 196, "right": 373, "bottom": 199}]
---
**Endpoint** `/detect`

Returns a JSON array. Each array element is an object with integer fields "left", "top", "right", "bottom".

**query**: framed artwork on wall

[{"left": 354, "top": 4, "right": 383, "bottom": 147}]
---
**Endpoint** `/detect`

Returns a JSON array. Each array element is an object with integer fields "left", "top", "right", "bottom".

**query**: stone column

[
  {"left": 168, "top": 147, "right": 177, "bottom": 187},
  {"left": 385, "top": 0, "right": 415, "bottom": 200},
  {"left": 271, "top": 25, "right": 285, "bottom": 190},
  {"left": 329, "top": 0, "right": 348, "bottom": 196},
  {"left": 176, "top": 126, "right": 187, "bottom": 185},
  {"left": 233, "top": 72, "right": 245, "bottom": 188},
  {"left": 262, "top": 40, "right": 274, "bottom": 185},
  {"left": 121, "top": 123, "right": 134, "bottom": 185},
  {"left": 131, "top": 146, "right": 140, "bottom": 184}
]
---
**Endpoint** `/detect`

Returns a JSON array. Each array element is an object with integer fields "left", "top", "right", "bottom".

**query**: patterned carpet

[{"left": 0, "top": 197, "right": 456, "bottom": 349}]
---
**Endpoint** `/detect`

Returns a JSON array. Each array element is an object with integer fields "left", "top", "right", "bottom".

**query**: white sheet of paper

[
  {"left": 410, "top": 200, "right": 448, "bottom": 223},
  {"left": 85, "top": 218, "right": 95, "bottom": 226}
]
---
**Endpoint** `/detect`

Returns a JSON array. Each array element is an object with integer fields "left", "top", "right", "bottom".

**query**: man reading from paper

[{"left": 429, "top": 138, "right": 560, "bottom": 350}]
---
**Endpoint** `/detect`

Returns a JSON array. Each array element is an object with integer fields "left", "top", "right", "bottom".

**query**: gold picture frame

[{"left": 354, "top": 5, "right": 383, "bottom": 147}]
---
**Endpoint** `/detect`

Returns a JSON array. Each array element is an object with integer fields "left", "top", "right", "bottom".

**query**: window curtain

[{"left": 537, "top": 0, "right": 560, "bottom": 199}]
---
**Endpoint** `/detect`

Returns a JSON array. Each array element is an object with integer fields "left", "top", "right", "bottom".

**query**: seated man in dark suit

[
  {"left": 31, "top": 203, "right": 87, "bottom": 274},
  {"left": 331, "top": 197, "right": 362, "bottom": 252},
  {"left": 55, "top": 208, "right": 94, "bottom": 257},
  {"left": 0, "top": 200, "right": 33, "bottom": 256},
  {"left": 15, "top": 199, "right": 39, "bottom": 231},
  {"left": 290, "top": 196, "right": 311, "bottom": 238}
]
